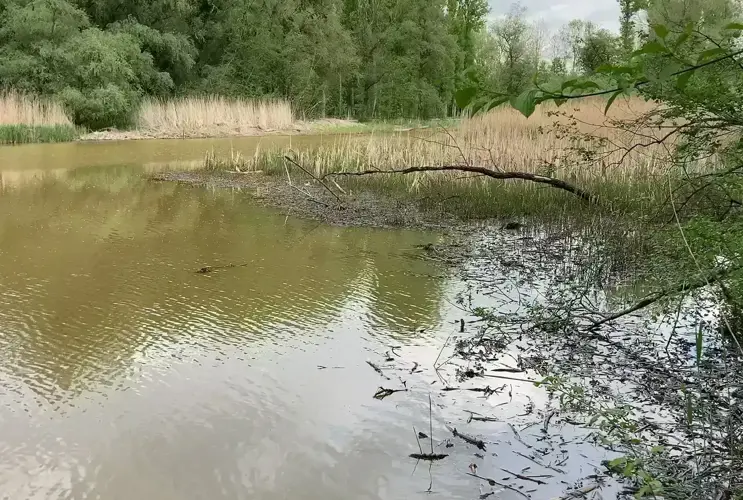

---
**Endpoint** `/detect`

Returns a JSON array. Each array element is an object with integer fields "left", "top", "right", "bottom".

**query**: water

[{"left": 0, "top": 138, "right": 619, "bottom": 499}]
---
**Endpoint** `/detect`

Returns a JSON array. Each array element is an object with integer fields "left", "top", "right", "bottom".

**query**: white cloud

[{"left": 487, "top": 0, "right": 621, "bottom": 33}]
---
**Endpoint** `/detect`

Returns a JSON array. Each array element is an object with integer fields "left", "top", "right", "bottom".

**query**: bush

[{"left": 59, "top": 85, "right": 138, "bottom": 130}]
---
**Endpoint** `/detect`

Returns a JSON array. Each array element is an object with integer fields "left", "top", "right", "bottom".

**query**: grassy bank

[
  {"left": 0, "top": 92, "right": 80, "bottom": 145},
  {"left": 201, "top": 97, "right": 682, "bottom": 218}
]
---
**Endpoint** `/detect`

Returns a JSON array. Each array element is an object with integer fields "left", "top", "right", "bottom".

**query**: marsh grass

[
  {"left": 0, "top": 92, "right": 80, "bottom": 144},
  {"left": 138, "top": 97, "right": 294, "bottom": 137},
  {"left": 201, "top": 97, "right": 699, "bottom": 217}
]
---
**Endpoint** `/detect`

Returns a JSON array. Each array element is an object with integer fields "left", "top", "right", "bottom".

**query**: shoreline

[{"left": 151, "top": 169, "right": 466, "bottom": 232}]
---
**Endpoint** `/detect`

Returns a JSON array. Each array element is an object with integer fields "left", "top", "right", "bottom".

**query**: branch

[
  {"left": 541, "top": 48, "right": 743, "bottom": 100},
  {"left": 587, "top": 265, "right": 740, "bottom": 331},
  {"left": 323, "top": 165, "right": 598, "bottom": 204}
]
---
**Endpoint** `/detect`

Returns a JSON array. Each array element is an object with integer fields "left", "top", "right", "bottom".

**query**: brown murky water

[{"left": 0, "top": 138, "right": 619, "bottom": 500}]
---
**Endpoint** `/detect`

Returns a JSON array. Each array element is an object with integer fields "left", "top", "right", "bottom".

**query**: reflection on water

[
  {"left": 0, "top": 150, "right": 455, "bottom": 499},
  {"left": 0, "top": 140, "right": 622, "bottom": 500}
]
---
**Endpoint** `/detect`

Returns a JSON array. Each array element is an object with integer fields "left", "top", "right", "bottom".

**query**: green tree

[
  {"left": 577, "top": 29, "right": 620, "bottom": 73},
  {"left": 491, "top": 3, "right": 536, "bottom": 94}
]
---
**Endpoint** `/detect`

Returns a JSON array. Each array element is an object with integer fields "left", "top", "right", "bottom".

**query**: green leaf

[
  {"left": 455, "top": 87, "right": 478, "bottom": 109},
  {"left": 632, "top": 40, "right": 668, "bottom": 57},
  {"left": 553, "top": 97, "right": 567, "bottom": 107},
  {"left": 724, "top": 22, "right": 743, "bottom": 30},
  {"left": 697, "top": 47, "right": 727, "bottom": 63},
  {"left": 484, "top": 97, "right": 509, "bottom": 112},
  {"left": 651, "top": 445, "right": 666, "bottom": 454},
  {"left": 652, "top": 24, "right": 669, "bottom": 39},
  {"left": 605, "top": 89, "right": 624, "bottom": 114},
  {"left": 676, "top": 71, "right": 693, "bottom": 90},
  {"left": 510, "top": 89, "right": 538, "bottom": 118},
  {"left": 659, "top": 62, "right": 682, "bottom": 81},
  {"left": 561, "top": 78, "right": 579, "bottom": 92},
  {"left": 696, "top": 323, "right": 703, "bottom": 364},
  {"left": 673, "top": 32, "right": 690, "bottom": 48}
]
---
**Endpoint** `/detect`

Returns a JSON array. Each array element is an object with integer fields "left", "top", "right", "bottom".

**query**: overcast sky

[{"left": 488, "top": 0, "right": 621, "bottom": 34}]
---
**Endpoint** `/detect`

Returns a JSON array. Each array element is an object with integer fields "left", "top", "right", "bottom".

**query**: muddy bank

[
  {"left": 79, "top": 119, "right": 381, "bottom": 142},
  {"left": 152, "top": 169, "right": 464, "bottom": 231}
]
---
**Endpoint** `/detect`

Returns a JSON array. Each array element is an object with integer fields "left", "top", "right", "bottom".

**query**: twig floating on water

[
  {"left": 513, "top": 451, "right": 565, "bottom": 474},
  {"left": 509, "top": 423, "right": 533, "bottom": 449},
  {"left": 366, "top": 360, "right": 389, "bottom": 380},
  {"left": 373, "top": 386, "right": 407, "bottom": 400},
  {"left": 409, "top": 453, "right": 448, "bottom": 461},
  {"left": 466, "top": 473, "right": 531, "bottom": 500},
  {"left": 552, "top": 482, "right": 600, "bottom": 499},
  {"left": 446, "top": 425, "right": 486, "bottom": 451},
  {"left": 500, "top": 468, "right": 547, "bottom": 485}
]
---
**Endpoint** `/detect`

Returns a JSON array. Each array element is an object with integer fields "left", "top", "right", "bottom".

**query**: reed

[
  {"left": 0, "top": 91, "right": 79, "bottom": 144},
  {"left": 203, "top": 97, "right": 686, "bottom": 216},
  {"left": 137, "top": 97, "right": 294, "bottom": 138}
]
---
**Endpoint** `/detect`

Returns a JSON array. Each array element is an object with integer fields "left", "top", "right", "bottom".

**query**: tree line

[{"left": 0, "top": 0, "right": 713, "bottom": 129}]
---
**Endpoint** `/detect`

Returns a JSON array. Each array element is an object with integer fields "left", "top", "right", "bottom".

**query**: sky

[{"left": 488, "top": 0, "right": 622, "bottom": 34}]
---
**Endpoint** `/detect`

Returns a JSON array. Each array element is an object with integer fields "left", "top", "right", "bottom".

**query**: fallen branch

[
  {"left": 446, "top": 425, "right": 487, "bottom": 450},
  {"left": 466, "top": 473, "right": 530, "bottom": 500},
  {"left": 587, "top": 265, "right": 738, "bottom": 331},
  {"left": 323, "top": 165, "right": 598, "bottom": 204},
  {"left": 284, "top": 155, "right": 343, "bottom": 205}
]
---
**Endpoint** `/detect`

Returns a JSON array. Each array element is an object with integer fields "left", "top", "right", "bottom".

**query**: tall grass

[
  {"left": 137, "top": 97, "right": 294, "bottom": 138},
  {"left": 0, "top": 91, "right": 79, "bottom": 144},
  {"left": 204, "top": 97, "right": 683, "bottom": 217}
]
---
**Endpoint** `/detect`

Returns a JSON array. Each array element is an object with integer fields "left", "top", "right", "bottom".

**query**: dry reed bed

[
  {"left": 237, "top": 98, "right": 674, "bottom": 187},
  {"left": 137, "top": 97, "right": 294, "bottom": 137},
  {"left": 0, "top": 92, "right": 73, "bottom": 126}
]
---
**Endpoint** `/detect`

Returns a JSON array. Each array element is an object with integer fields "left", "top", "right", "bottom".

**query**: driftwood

[
  {"left": 323, "top": 165, "right": 597, "bottom": 204},
  {"left": 446, "top": 425, "right": 487, "bottom": 450}
]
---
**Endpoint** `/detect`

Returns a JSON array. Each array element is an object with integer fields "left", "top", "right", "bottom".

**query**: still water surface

[{"left": 0, "top": 138, "right": 615, "bottom": 499}]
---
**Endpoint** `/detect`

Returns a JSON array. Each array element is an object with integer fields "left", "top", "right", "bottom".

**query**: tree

[
  {"left": 447, "top": 0, "right": 489, "bottom": 84},
  {"left": 577, "top": 29, "right": 620, "bottom": 73},
  {"left": 618, "top": 0, "right": 646, "bottom": 54},
  {"left": 491, "top": 3, "right": 536, "bottom": 94}
]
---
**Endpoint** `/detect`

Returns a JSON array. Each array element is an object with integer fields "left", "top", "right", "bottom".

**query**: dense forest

[
  {"left": 0, "top": 0, "right": 650, "bottom": 129},
  {"left": 0, "top": 0, "right": 737, "bottom": 129}
]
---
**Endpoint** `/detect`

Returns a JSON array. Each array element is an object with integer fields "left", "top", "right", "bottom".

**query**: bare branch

[{"left": 323, "top": 165, "right": 598, "bottom": 204}]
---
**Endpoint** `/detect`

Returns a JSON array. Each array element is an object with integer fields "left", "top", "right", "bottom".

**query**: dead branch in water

[
  {"left": 501, "top": 468, "right": 547, "bottom": 485},
  {"left": 373, "top": 386, "right": 407, "bottom": 400},
  {"left": 284, "top": 155, "right": 344, "bottom": 205},
  {"left": 366, "top": 360, "right": 389, "bottom": 380},
  {"left": 322, "top": 165, "right": 598, "bottom": 204},
  {"left": 446, "top": 425, "right": 487, "bottom": 450},
  {"left": 409, "top": 452, "right": 448, "bottom": 461},
  {"left": 466, "top": 473, "right": 531, "bottom": 500},
  {"left": 587, "top": 265, "right": 739, "bottom": 331}
]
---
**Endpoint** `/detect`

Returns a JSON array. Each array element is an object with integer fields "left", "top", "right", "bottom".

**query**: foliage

[{"left": 0, "top": 124, "right": 80, "bottom": 144}]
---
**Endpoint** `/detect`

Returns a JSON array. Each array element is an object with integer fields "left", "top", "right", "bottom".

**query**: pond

[{"left": 0, "top": 137, "right": 624, "bottom": 499}]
